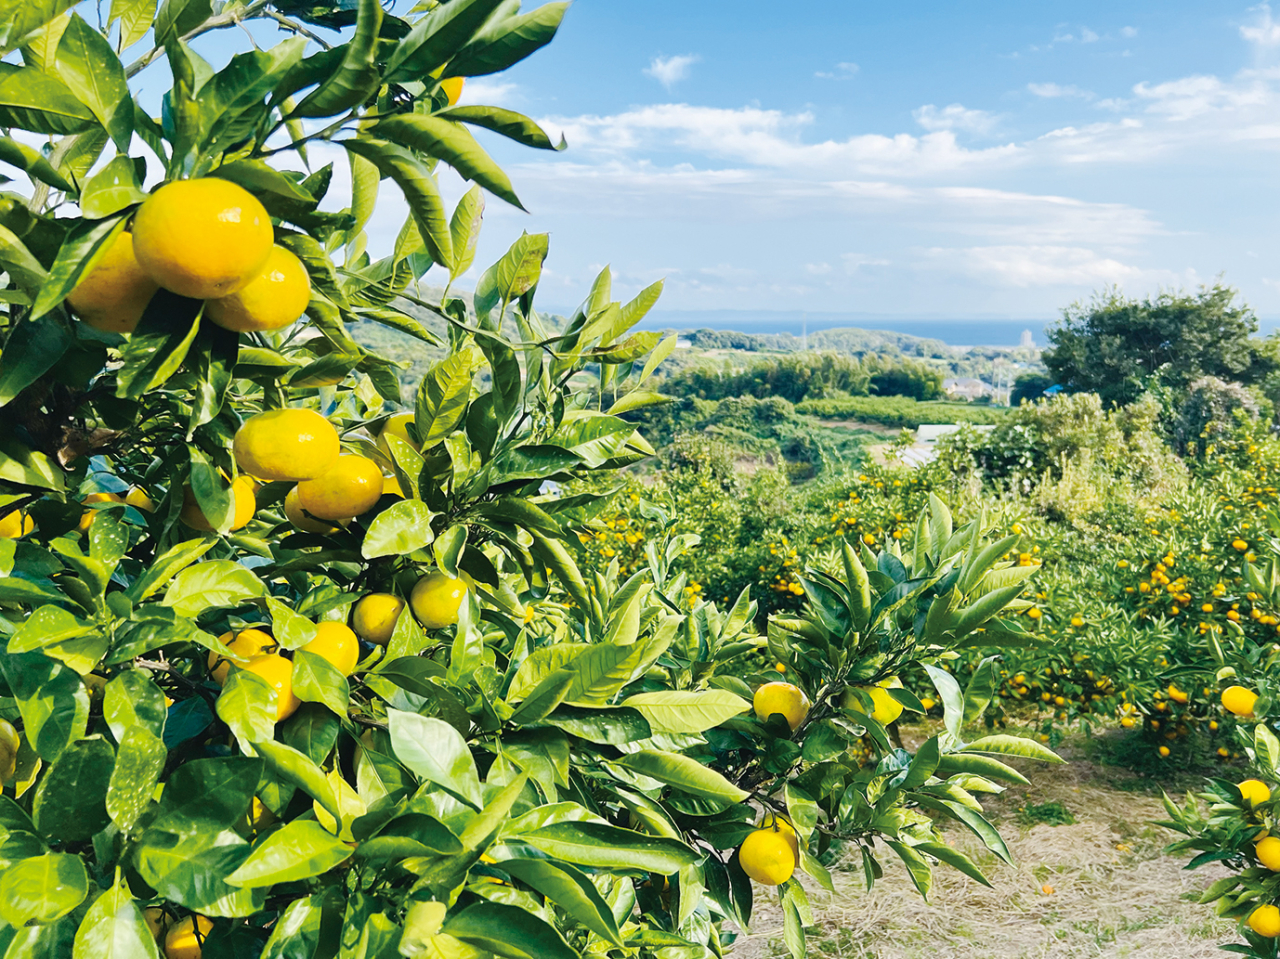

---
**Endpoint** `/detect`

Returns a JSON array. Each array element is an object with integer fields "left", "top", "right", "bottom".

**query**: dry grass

[{"left": 729, "top": 739, "right": 1238, "bottom": 959}]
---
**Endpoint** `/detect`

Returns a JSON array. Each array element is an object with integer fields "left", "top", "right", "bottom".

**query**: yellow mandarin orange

[
  {"left": 234, "top": 408, "right": 340, "bottom": 482},
  {"left": 410, "top": 572, "right": 469, "bottom": 629},
  {"left": 1223, "top": 685, "right": 1259, "bottom": 717},
  {"left": 240, "top": 654, "right": 300, "bottom": 722},
  {"left": 1250, "top": 904, "right": 1280, "bottom": 938},
  {"left": 0, "top": 509, "right": 34, "bottom": 538},
  {"left": 179, "top": 476, "right": 256, "bottom": 531},
  {"left": 66, "top": 231, "right": 159, "bottom": 333},
  {"left": 1257, "top": 836, "right": 1280, "bottom": 871},
  {"left": 1241, "top": 779, "right": 1272, "bottom": 806},
  {"left": 125, "top": 487, "right": 156, "bottom": 511},
  {"left": 208, "top": 628, "right": 277, "bottom": 685},
  {"left": 0, "top": 719, "right": 18, "bottom": 786},
  {"left": 164, "top": 915, "right": 213, "bottom": 959},
  {"left": 376, "top": 411, "right": 419, "bottom": 458},
  {"left": 842, "top": 677, "right": 904, "bottom": 725},
  {"left": 143, "top": 906, "right": 167, "bottom": 942},
  {"left": 738, "top": 826, "right": 796, "bottom": 885},
  {"left": 283, "top": 485, "right": 343, "bottom": 533},
  {"left": 352, "top": 592, "right": 405, "bottom": 646},
  {"left": 753, "top": 682, "right": 810, "bottom": 731},
  {"left": 205, "top": 246, "right": 311, "bottom": 332},
  {"left": 301, "top": 621, "right": 360, "bottom": 676},
  {"left": 78, "top": 491, "right": 124, "bottom": 532},
  {"left": 296, "top": 455, "right": 383, "bottom": 520},
  {"left": 441, "top": 76, "right": 464, "bottom": 105},
  {"left": 132, "top": 179, "right": 273, "bottom": 299}
]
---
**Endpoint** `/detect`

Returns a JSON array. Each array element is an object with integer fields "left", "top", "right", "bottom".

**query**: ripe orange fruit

[
  {"left": 0, "top": 718, "right": 19, "bottom": 786},
  {"left": 77, "top": 491, "right": 124, "bottom": 531},
  {"left": 205, "top": 246, "right": 311, "bottom": 332},
  {"left": 132, "top": 179, "right": 273, "bottom": 299},
  {"left": 234, "top": 408, "right": 340, "bottom": 482},
  {"left": 738, "top": 826, "right": 796, "bottom": 885},
  {"left": 125, "top": 487, "right": 156, "bottom": 512},
  {"left": 143, "top": 906, "right": 167, "bottom": 942},
  {"left": 1222, "top": 685, "right": 1259, "bottom": 717},
  {"left": 164, "top": 914, "right": 213, "bottom": 959},
  {"left": 283, "top": 486, "right": 343, "bottom": 533},
  {"left": 352, "top": 592, "right": 405, "bottom": 646},
  {"left": 296, "top": 455, "right": 383, "bottom": 520},
  {"left": 753, "top": 682, "right": 810, "bottom": 731},
  {"left": 842, "top": 678, "right": 904, "bottom": 725},
  {"left": 376, "top": 411, "right": 419, "bottom": 458},
  {"left": 301, "top": 621, "right": 360, "bottom": 676},
  {"left": 208, "top": 628, "right": 277, "bottom": 685},
  {"left": 0, "top": 509, "right": 34, "bottom": 539},
  {"left": 240, "top": 654, "right": 300, "bottom": 722},
  {"left": 1241, "top": 779, "right": 1272, "bottom": 806},
  {"left": 180, "top": 476, "right": 256, "bottom": 531},
  {"left": 1250, "top": 904, "right": 1280, "bottom": 938},
  {"left": 1257, "top": 836, "right": 1280, "bottom": 871},
  {"left": 65, "top": 231, "right": 160, "bottom": 333},
  {"left": 410, "top": 572, "right": 469, "bottom": 629},
  {"left": 441, "top": 76, "right": 464, "bottom": 105}
]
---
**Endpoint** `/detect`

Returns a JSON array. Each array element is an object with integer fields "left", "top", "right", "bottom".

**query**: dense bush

[{"left": 796, "top": 394, "right": 1008, "bottom": 428}]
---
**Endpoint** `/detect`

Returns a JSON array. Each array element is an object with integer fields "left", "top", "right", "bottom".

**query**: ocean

[{"left": 630, "top": 310, "right": 1280, "bottom": 349}]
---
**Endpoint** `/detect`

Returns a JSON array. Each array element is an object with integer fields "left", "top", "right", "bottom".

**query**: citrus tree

[{"left": 0, "top": 2, "right": 1057, "bottom": 957}]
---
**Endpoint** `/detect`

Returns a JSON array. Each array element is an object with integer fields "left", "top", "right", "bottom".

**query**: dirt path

[{"left": 729, "top": 739, "right": 1237, "bottom": 959}]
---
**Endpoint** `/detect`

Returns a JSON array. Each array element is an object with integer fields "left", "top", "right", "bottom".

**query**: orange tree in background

[{"left": 0, "top": 2, "right": 1055, "bottom": 957}]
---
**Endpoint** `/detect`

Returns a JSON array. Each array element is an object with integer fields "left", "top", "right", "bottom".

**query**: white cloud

[
  {"left": 1120, "top": 26, "right": 1139, "bottom": 38},
  {"left": 805, "top": 262, "right": 832, "bottom": 274},
  {"left": 541, "top": 104, "right": 1021, "bottom": 177},
  {"left": 842, "top": 253, "right": 891, "bottom": 271},
  {"left": 644, "top": 54, "right": 699, "bottom": 89},
  {"left": 1133, "top": 74, "right": 1270, "bottom": 120},
  {"left": 912, "top": 103, "right": 1000, "bottom": 135},
  {"left": 456, "top": 78, "right": 518, "bottom": 105},
  {"left": 922, "top": 245, "right": 1143, "bottom": 287},
  {"left": 816, "top": 62, "right": 859, "bottom": 80},
  {"left": 1028, "top": 82, "right": 1095, "bottom": 100},
  {"left": 1242, "top": 4, "right": 1280, "bottom": 47},
  {"left": 1081, "top": 27, "right": 1100, "bottom": 43}
]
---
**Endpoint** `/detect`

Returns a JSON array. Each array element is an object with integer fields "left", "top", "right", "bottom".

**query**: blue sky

[
  {"left": 83, "top": 2, "right": 1280, "bottom": 322},
  {"left": 395, "top": 1, "right": 1280, "bottom": 322}
]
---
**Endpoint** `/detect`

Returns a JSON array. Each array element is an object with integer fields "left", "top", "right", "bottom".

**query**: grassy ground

[{"left": 729, "top": 731, "right": 1238, "bottom": 959}]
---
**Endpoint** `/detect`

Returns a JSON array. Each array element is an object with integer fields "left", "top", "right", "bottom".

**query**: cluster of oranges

[{"left": 67, "top": 178, "right": 311, "bottom": 336}]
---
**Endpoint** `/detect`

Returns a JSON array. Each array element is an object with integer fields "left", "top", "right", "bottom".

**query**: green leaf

[
  {"left": 343, "top": 137, "right": 453, "bottom": 270},
  {"left": 153, "top": 0, "right": 210, "bottom": 44},
  {"left": 124, "top": 537, "right": 214, "bottom": 603},
  {"left": 216, "top": 668, "right": 277, "bottom": 745},
  {"left": 448, "top": 184, "right": 484, "bottom": 281},
  {"left": 226, "top": 820, "right": 352, "bottom": 887},
  {"left": 110, "top": 0, "right": 157, "bottom": 50},
  {"left": 387, "top": 707, "right": 482, "bottom": 807},
  {"left": 30, "top": 214, "right": 129, "bottom": 321},
  {"left": 253, "top": 739, "right": 341, "bottom": 820},
  {"left": 960, "top": 734, "right": 1065, "bottom": 764},
  {"left": 0, "top": 315, "right": 73, "bottom": 408},
  {"left": 0, "top": 136, "right": 73, "bottom": 192},
  {"left": 0, "top": 222, "right": 49, "bottom": 296},
  {"left": 507, "top": 668, "right": 575, "bottom": 726},
  {"left": 0, "top": 0, "right": 79, "bottom": 57},
  {"left": 363, "top": 499, "right": 436, "bottom": 559},
  {"left": 444, "top": 3, "right": 568, "bottom": 78},
  {"left": 264, "top": 596, "right": 317, "bottom": 650},
  {"left": 115, "top": 290, "right": 203, "bottom": 399},
  {"left": 33, "top": 737, "right": 114, "bottom": 842},
  {"left": 291, "top": 649, "right": 350, "bottom": 716},
  {"left": 442, "top": 901, "right": 578, "bottom": 959},
  {"left": 515, "top": 821, "right": 698, "bottom": 874},
  {"left": 54, "top": 14, "right": 133, "bottom": 151},
  {"left": 293, "top": 0, "right": 380, "bottom": 117},
  {"left": 0, "top": 62, "right": 96, "bottom": 134},
  {"left": 934, "top": 752, "right": 1028, "bottom": 785},
  {"left": 0, "top": 650, "right": 89, "bottom": 761},
  {"left": 8, "top": 605, "right": 95, "bottom": 653},
  {"left": 106, "top": 725, "right": 167, "bottom": 831},
  {"left": 544, "top": 704, "right": 651, "bottom": 745},
  {"left": 914, "top": 840, "right": 992, "bottom": 887},
  {"left": 614, "top": 750, "right": 749, "bottom": 806},
  {"left": 162, "top": 559, "right": 267, "bottom": 618},
  {"left": 0, "top": 854, "right": 88, "bottom": 927},
  {"left": 384, "top": 0, "right": 505, "bottom": 80},
  {"left": 620, "top": 690, "right": 749, "bottom": 734},
  {"left": 415, "top": 348, "right": 478, "bottom": 447},
  {"left": 375, "top": 114, "right": 523, "bottom": 210},
  {"left": 439, "top": 105, "right": 566, "bottom": 151},
  {"left": 79, "top": 155, "right": 146, "bottom": 218},
  {"left": 71, "top": 873, "right": 160, "bottom": 959}
]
